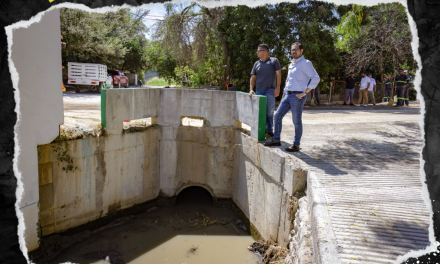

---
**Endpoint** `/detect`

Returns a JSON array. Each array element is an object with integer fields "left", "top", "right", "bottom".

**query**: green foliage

[
  {"left": 52, "top": 143, "right": 78, "bottom": 173},
  {"left": 146, "top": 77, "right": 178, "bottom": 86},
  {"left": 150, "top": 4, "right": 227, "bottom": 87},
  {"left": 340, "top": 3, "right": 414, "bottom": 77},
  {"left": 174, "top": 66, "right": 196, "bottom": 87},
  {"left": 144, "top": 41, "right": 177, "bottom": 83},
  {"left": 335, "top": 5, "right": 371, "bottom": 51},
  {"left": 219, "top": 1, "right": 342, "bottom": 93},
  {"left": 60, "top": 8, "right": 149, "bottom": 72}
]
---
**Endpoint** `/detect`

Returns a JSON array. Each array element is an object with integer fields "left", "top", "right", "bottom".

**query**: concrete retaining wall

[
  {"left": 38, "top": 128, "right": 161, "bottom": 236},
  {"left": 35, "top": 88, "right": 307, "bottom": 248},
  {"left": 231, "top": 131, "right": 308, "bottom": 246}
]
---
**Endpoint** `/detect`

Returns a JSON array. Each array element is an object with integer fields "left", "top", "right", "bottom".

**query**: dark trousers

[
  {"left": 404, "top": 87, "right": 409, "bottom": 106},
  {"left": 384, "top": 89, "right": 392, "bottom": 102},
  {"left": 344, "top": 88, "right": 354, "bottom": 104},
  {"left": 396, "top": 86, "right": 405, "bottom": 106}
]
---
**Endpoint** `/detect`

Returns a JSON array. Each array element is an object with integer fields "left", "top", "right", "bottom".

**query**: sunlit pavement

[
  {"left": 62, "top": 92, "right": 429, "bottom": 262},
  {"left": 273, "top": 103, "right": 429, "bottom": 263}
]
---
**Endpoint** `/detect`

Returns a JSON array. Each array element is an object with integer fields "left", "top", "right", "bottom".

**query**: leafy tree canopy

[
  {"left": 60, "top": 8, "right": 150, "bottom": 73},
  {"left": 337, "top": 3, "right": 414, "bottom": 79},
  {"left": 219, "top": 0, "right": 343, "bottom": 92}
]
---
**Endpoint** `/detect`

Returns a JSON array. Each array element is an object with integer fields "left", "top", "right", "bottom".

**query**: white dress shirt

[{"left": 284, "top": 56, "right": 320, "bottom": 93}]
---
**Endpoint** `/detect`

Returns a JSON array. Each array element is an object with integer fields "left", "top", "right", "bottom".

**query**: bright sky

[
  {"left": 139, "top": 2, "right": 199, "bottom": 39},
  {"left": 141, "top": 3, "right": 167, "bottom": 39}
]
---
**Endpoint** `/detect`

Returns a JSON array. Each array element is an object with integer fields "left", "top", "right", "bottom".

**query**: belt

[{"left": 287, "top": 91, "right": 303, "bottom": 94}]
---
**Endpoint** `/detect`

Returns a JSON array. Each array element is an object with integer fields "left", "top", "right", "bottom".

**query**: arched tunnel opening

[{"left": 175, "top": 186, "right": 214, "bottom": 206}]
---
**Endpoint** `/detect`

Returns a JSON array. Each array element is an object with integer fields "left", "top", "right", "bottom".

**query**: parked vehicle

[
  {"left": 67, "top": 62, "right": 108, "bottom": 94},
  {"left": 108, "top": 70, "right": 129, "bottom": 88}
]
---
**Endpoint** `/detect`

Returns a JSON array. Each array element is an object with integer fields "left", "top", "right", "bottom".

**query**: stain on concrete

[
  {"left": 94, "top": 136, "right": 106, "bottom": 210},
  {"left": 108, "top": 201, "right": 121, "bottom": 215},
  {"left": 39, "top": 183, "right": 54, "bottom": 211}
]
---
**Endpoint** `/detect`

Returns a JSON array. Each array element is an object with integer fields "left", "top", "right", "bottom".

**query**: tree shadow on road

[{"left": 281, "top": 121, "right": 422, "bottom": 174}]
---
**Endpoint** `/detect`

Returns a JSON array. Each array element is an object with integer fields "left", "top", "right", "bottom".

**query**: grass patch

[{"left": 146, "top": 77, "right": 178, "bottom": 86}]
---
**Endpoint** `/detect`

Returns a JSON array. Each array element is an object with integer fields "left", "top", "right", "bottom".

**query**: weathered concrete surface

[
  {"left": 8, "top": 8, "right": 64, "bottom": 251},
  {"left": 234, "top": 92, "right": 263, "bottom": 139},
  {"left": 105, "top": 88, "right": 160, "bottom": 135},
  {"left": 231, "top": 131, "right": 308, "bottom": 245},
  {"left": 274, "top": 105, "right": 430, "bottom": 263},
  {"left": 285, "top": 196, "right": 315, "bottom": 264},
  {"left": 37, "top": 128, "right": 160, "bottom": 236},
  {"left": 39, "top": 88, "right": 306, "bottom": 248}
]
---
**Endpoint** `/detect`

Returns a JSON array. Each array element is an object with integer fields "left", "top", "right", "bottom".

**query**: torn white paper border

[{"left": 5, "top": 0, "right": 435, "bottom": 263}]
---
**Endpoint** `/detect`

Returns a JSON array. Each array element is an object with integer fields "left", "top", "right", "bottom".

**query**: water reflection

[
  {"left": 129, "top": 235, "right": 259, "bottom": 264},
  {"left": 47, "top": 187, "right": 257, "bottom": 264}
]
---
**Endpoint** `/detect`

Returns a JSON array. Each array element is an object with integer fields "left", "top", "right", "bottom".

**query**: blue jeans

[
  {"left": 344, "top": 88, "right": 354, "bottom": 104},
  {"left": 273, "top": 93, "right": 306, "bottom": 146},
  {"left": 256, "top": 88, "right": 275, "bottom": 134}
]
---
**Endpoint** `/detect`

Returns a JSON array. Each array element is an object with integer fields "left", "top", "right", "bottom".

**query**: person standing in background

[
  {"left": 403, "top": 70, "right": 412, "bottom": 106},
  {"left": 367, "top": 73, "right": 376, "bottom": 105},
  {"left": 355, "top": 71, "right": 370, "bottom": 106},
  {"left": 343, "top": 72, "right": 356, "bottom": 105},
  {"left": 383, "top": 73, "right": 393, "bottom": 102},
  {"left": 394, "top": 69, "right": 408, "bottom": 107}
]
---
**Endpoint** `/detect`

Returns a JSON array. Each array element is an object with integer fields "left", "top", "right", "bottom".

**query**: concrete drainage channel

[{"left": 31, "top": 88, "right": 315, "bottom": 264}]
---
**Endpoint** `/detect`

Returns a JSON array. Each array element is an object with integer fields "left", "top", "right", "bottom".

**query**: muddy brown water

[{"left": 46, "top": 187, "right": 260, "bottom": 264}]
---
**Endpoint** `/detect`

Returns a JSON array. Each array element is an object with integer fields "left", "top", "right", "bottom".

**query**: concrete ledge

[
  {"left": 234, "top": 92, "right": 266, "bottom": 140},
  {"left": 307, "top": 171, "right": 341, "bottom": 264}
]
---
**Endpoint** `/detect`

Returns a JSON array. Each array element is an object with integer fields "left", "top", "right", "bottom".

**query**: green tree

[
  {"left": 152, "top": 3, "right": 228, "bottom": 88},
  {"left": 144, "top": 41, "right": 177, "bottom": 83},
  {"left": 219, "top": 1, "right": 342, "bottom": 93},
  {"left": 60, "top": 8, "right": 150, "bottom": 74},
  {"left": 337, "top": 3, "right": 414, "bottom": 79}
]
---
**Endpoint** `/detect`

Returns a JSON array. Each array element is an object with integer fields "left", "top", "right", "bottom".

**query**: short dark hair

[
  {"left": 291, "top": 42, "right": 303, "bottom": 50},
  {"left": 258, "top": 44, "right": 269, "bottom": 51},
  {"left": 350, "top": 72, "right": 354, "bottom": 74},
  {"left": 399, "top": 68, "right": 403, "bottom": 71}
]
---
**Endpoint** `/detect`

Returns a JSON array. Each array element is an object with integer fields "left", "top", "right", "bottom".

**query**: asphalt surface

[{"left": 63, "top": 91, "right": 429, "bottom": 262}]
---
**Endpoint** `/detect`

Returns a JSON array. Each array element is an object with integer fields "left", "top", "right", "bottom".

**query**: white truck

[{"left": 67, "top": 62, "right": 112, "bottom": 94}]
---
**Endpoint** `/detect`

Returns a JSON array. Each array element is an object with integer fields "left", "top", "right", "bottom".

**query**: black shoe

[
  {"left": 285, "top": 144, "right": 300, "bottom": 152},
  {"left": 350, "top": 104, "right": 354, "bottom": 106},
  {"left": 267, "top": 132, "right": 274, "bottom": 138},
  {"left": 264, "top": 139, "right": 281, "bottom": 147},
  {"left": 343, "top": 103, "right": 347, "bottom": 105}
]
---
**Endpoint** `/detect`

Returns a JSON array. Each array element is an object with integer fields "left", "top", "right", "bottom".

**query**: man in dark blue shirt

[
  {"left": 343, "top": 72, "right": 356, "bottom": 105},
  {"left": 249, "top": 44, "right": 281, "bottom": 137},
  {"left": 383, "top": 73, "right": 394, "bottom": 102}
]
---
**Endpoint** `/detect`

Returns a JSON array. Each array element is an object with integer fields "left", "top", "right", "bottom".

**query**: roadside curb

[{"left": 307, "top": 170, "right": 341, "bottom": 264}]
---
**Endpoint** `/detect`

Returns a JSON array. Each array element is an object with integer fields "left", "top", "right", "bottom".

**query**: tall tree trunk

[
  {"left": 379, "top": 48, "right": 383, "bottom": 83},
  {"left": 219, "top": 29, "right": 230, "bottom": 91}
]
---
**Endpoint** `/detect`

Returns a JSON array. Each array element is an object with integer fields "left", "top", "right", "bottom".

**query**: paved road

[
  {"left": 63, "top": 92, "right": 430, "bottom": 262},
  {"left": 274, "top": 104, "right": 430, "bottom": 263}
]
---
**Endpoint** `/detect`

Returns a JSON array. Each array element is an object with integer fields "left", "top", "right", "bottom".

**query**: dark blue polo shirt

[
  {"left": 345, "top": 76, "right": 356, "bottom": 89},
  {"left": 251, "top": 56, "right": 281, "bottom": 91}
]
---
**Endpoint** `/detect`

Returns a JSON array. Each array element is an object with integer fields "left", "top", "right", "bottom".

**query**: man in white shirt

[
  {"left": 264, "top": 42, "right": 320, "bottom": 152},
  {"left": 355, "top": 71, "right": 370, "bottom": 106},
  {"left": 367, "top": 73, "right": 376, "bottom": 105}
]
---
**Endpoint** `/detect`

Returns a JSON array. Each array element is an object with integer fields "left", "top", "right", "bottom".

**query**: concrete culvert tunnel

[{"left": 175, "top": 186, "right": 214, "bottom": 206}]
